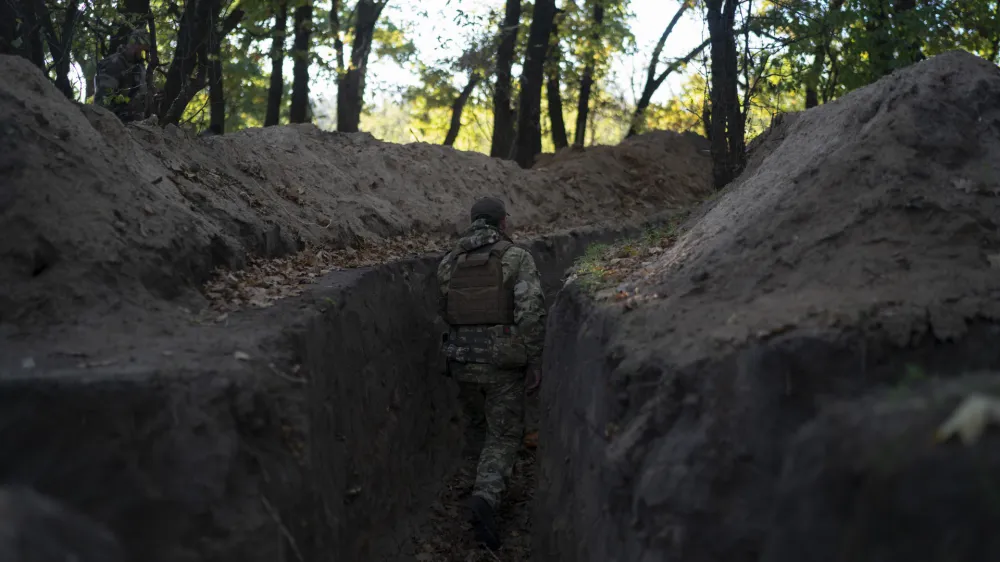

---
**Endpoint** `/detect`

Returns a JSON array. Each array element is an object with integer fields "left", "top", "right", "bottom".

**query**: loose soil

[
  {"left": 0, "top": 50, "right": 711, "bottom": 333},
  {"left": 410, "top": 449, "right": 537, "bottom": 562},
  {"left": 0, "top": 53, "right": 713, "bottom": 562},
  {"left": 536, "top": 49, "right": 1000, "bottom": 562}
]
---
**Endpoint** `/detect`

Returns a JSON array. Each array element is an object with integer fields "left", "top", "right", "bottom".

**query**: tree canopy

[{"left": 3, "top": 0, "right": 998, "bottom": 173}]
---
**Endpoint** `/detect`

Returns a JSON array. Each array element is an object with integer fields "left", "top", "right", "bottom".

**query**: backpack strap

[{"left": 490, "top": 240, "right": 513, "bottom": 258}]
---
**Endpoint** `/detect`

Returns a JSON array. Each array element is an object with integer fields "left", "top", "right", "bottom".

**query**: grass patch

[{"left": 570, "top": 212, "right": 689, "bottom": 294}]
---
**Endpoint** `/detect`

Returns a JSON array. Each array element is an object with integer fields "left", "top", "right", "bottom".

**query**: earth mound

[
  {"left": 537, "top": 49, "right": 1000, "bottom": 562},
  {"left": 0, "top": 53, "right": 711, "bottom": 332}
]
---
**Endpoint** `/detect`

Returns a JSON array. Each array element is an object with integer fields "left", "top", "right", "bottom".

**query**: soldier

[
  {"left": 437, "top": 196, "right": 545, "bottom": 550},
  {"left": 94, "top": 28, "right": 150, "bottom": 123}
]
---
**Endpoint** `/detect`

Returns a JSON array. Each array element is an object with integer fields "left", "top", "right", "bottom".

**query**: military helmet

[{"left": 471, "top": 196, "right": 509, "bottom": 224}]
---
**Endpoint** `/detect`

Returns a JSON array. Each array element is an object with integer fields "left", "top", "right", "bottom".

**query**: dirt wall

[
  {"left": 0, "top": 54, "right": 711, "bottom": 333},
  {"left": 535, "top": 50, "right": 1000, "bottom": 562},
  {"left": 0, "top": 222, "right": 638, "bottom": 562}
]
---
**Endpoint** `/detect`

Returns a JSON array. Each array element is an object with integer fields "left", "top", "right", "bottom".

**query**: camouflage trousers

[{"left": 453, "top": 363, "right": 525, "bottom": 510}]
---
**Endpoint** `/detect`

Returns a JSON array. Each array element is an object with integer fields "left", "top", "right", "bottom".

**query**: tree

[
  {"left": 513, "top": 0, "right": 557, "bottom": 168},
  {"left": 626, "top": 1, "right": 708, "bottom": 137},
  {"left": 208, "top": 0, "right": 225, "bottom": 133},
  {"left": 443, "top": 40, "right": 493, "bottom": 146},
  {"left": 336, "top": 0, "right": 388, "bottom": 132},
  {"left": 159, "top": 0, "right": 214, "bottom": 124},
  {"left": 490, "top": 0, "right": 522, "bottom": 158},
  {"left": 289, "top": 0, "right": 313, "bottom": 124},
  {"left": 265, "top": 0, "right": 288, "bottom": 126},
  {"left": 546, "top": 10, "right": 569, "bottom": 150},
  {"left": 573, "top": 0, "right": 604, "bottom": 147},
  {"left": 37, "top": 0, "right": 82, "bottom": 98},
  {"left": 158, "top": 0, "right": 243, "bottom": 126},
  {"left": 803, "top": 0, "right": 844, "bottom": 108},
  {"left": 706, "top": 0, "right": 743, "bottom": 188}
]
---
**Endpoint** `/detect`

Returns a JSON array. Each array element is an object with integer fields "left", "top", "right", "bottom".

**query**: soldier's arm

[
  {"left": 436, "top": 252, "right": 454, "bottom": 318},
  {"left": 511, "top": 249, "right": 546, "bottom": 363}
]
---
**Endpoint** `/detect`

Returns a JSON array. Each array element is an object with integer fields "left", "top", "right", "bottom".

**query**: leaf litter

[
  {"left": 410, "top": 448, "right": 536, "bottom": 562},
  {"left": 203, "top": 231, "right": 451, "bottom": 312},
  {"left": 203, "top": 227, "right": 556, "bottom": 313}
]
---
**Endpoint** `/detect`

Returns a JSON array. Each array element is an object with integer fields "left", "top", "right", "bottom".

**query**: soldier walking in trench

[
  {"left": 94, "top": 27, "right": 151, "bottom": 123},
  {"left": 437, "top": 197, "right": 545, "bottom": 550}
]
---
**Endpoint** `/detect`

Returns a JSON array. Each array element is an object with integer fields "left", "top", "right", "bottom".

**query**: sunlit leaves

[{"left": 758, "top": 0, "right": 1000, "bottom": 108}]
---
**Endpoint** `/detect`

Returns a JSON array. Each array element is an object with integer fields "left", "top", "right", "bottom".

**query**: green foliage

[
  {"left": 20, "top": 0, "right": 1000, "bottom": 158},
  {"left": 569, "top": 212, "right": 690, "bottom": 294},
  {"left": 757, "top": 0, "right": 1000, "bottom": 108}
]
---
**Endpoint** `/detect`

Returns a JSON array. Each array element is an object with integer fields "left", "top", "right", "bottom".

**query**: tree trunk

[
  {"left": 444, "top": 73, "right": 481, "bottom": 146},
  {"left": 489, "top": 0, "right": 521, "bottom": 158},
  {"left": 625, "top": 2, "right": 693, "bottom": 137},
  {"left": 706, "top": 0, "right": 743, "bottom": 189},
  {"left": 546, "top": 69, "right": 568, "bottom": 150},
  {"left": 804, "top": 0, "right": 844, "bottom": 108},
  {"left": 145, "top": 11, "right": 160, "bottom": 117},
  {"left": 0, "top": 0, "right": 16, "bottom": 55},
  {"left": 265, "top": 0, "right": 287, "bottom": 126},
  {"left": 336, "top": 0, "right": 386, "bottom": 132},
  {"left": 83, "top": 47, "right": 96, "bottom": 101},
  {"left": 626, "top": 39, "right": 708, "bottom": 137},
  {"left": 208, "top": 7, "right": 224, "bottom": 134},
  {"left": 289, "top": 0, "right": 313, "bottom": 124},
  {"left": 18, "top": 0, "right": 46, "bottom": 69},
  {"left": 157, "top": 0, "right": 239, "bottom": 125},
  {"left": 330, "top": 0, "right": 345, "bottom": 72},
  {"left": 160, "top": 0, "right": 214, "bottom": 123},
  {"left": 546, "top": 15, "right": 568, "bottom": 150},
  {"left": 573, "top": 0, "right": 605, "bottom": 147},
  {"left": 513, "top": 0, "right": 556, "bottom": 168},
  {"left": 892, "top": 0, "right": 924, "bottom": 65},
  {"left": 35, "top": 0, "right": 80, "bottom": 98}
]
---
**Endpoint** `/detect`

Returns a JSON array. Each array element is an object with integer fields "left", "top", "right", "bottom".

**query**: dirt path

[{"left": 411, "top": 446, "right": 537, "bottom": 562}]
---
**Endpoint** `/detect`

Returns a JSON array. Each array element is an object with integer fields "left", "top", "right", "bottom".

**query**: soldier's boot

[{"left": 466, "top": 495, "right": 501, "bottom": 550}]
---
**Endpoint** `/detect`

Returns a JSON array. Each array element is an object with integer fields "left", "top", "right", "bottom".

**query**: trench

[
  {"left": 0, "top": 222, "right": 643, "bottom": 562},
  {"left": 534, "top": 288, "right": 1000, "bottom": 562},
  {"left": 5, "top": 218, "right": 1000, "bottom": 562}
]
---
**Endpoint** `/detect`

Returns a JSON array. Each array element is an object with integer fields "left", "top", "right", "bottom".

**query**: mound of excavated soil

[
  {"left": 0, "top": 54, "right": 711, "bottom": 332},
  {"left": 534, "top": 131, "right": 711, "bottom": 209},
  {"left": 538, "top": 50, "right": 1000, "bottom": 562}
]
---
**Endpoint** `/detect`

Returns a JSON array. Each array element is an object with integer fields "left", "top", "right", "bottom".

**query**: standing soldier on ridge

[
  {"left": 94, "top": 28, "right": 150, "bottom": 123},
  {"left": 437, "top": 196, "right": 545, "bottom": 550}
]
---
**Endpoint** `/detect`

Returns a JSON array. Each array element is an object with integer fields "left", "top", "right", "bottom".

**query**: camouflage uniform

[
  {"left": 94, "top": 31, "right": 149, "bottom": 123},
  {"left": 438, "top": 217, "right": 546, "bottom": 509}
]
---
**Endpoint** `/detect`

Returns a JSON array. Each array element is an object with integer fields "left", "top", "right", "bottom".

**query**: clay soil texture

[
  {"left": 0, "top": 52, "right": 714, "bottom": 562},
  {"left": 536, "top": 50, "right": 1000, "bottom": 562}
]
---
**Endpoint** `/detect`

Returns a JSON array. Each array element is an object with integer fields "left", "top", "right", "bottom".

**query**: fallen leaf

[
  {"left": 523, "top": 431, "right": 539, "bottom": 449},
  {"left": 935, "top": 393, "right": 1000, "bottom": 446},
  {"left": 77, "top": 359, "right": 118, "bottom": 369},
  {"left": 234, "top": 351, "right": 251, "bottom": 361}
]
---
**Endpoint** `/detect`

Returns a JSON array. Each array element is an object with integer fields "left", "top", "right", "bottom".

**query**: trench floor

[
  {"left": 409, "top": 395, "right": 541, "bottom": 562},
  {"left": 409, "top": 447, "right": 536, "bottom": 562}
]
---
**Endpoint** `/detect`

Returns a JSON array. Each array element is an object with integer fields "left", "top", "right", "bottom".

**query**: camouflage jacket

[
  {"left": 437, "top": 220, "right": 546, "bottom": 372},
  {"left": 94, "top": 51, "right": 147, "bottom": 122}
]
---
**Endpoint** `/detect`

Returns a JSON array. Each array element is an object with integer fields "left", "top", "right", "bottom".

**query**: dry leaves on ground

[
  {"left": 203, "top": 232, "right": 451, "bottom": 312},
  {"left": 202, "top": 226, "right": 560, "bottom": 313},
  {"left": 411, "top": 449, "right": 536, "bottom": 562}
]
